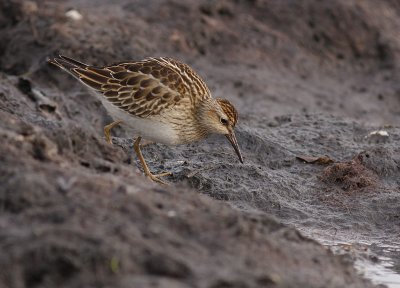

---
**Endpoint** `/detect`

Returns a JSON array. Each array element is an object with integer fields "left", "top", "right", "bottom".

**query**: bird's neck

[
  {"left": 192, "top": 98, "right": 218, "bottom": 137},
  {"left": 196, "top": 98, "right": 216, "bottom": 121}
]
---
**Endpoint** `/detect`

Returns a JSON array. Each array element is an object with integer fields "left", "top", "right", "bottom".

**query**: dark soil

[{"left": 1, "top": 0, "right": 399, "bottom": 287}]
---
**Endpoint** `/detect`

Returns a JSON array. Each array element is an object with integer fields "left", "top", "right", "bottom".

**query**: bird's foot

[
  {"left": 104, "top": 120, "right": 123, "bottom": 144},
  {"left": 133, "top": 136, "right": 172, "bottom": 185},
  {"left": 145, "top": 171, "right": 172, "bottom": 185}
]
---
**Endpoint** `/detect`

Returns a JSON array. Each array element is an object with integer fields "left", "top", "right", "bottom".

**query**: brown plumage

[
  {"left": 217, "top": 98, "right": 238, "bottom": 127},
  {"left": 49, "top": 55, "right": 243, "bottom": 184}
]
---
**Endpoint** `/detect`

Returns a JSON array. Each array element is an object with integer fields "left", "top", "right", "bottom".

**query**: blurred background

[
  {"left": 1, "top": 0, "right": 400, "bottom": 124},
  {"left": 0, "top": 1, "right": 399, "bottom": 287}
]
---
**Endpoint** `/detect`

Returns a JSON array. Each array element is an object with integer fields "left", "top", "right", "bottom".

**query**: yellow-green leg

[
  {"left": 104, "top": 120, "right": 123, "bottom": 144},
  {"left": 133, "top": 136, "right": 172, "bottom": 184}
]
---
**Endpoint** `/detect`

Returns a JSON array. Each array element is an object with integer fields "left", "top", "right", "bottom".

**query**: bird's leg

[
  {"left": 104, "top": 120, "right": 123, "bottom": 144},
  {"left": 133, "top": 136, "right": 172, "bottom": 184}
]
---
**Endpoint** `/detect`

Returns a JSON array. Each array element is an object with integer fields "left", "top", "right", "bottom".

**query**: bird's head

[{"left": 197, "top": 98, "right": 243, "bottom": 163}]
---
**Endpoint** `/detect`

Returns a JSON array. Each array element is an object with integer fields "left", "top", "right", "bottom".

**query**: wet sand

[{"left": 0, "top": 0, "right": 399, "bottom": 287}]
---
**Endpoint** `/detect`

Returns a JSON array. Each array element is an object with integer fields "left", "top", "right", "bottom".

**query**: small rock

[{"left": 65, "top": 9, "right": 83, "bottom": 21}]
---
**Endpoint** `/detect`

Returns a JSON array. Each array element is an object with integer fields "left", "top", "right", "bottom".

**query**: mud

[{"left": 0, "top": 0, "right": 399, "bottom": 287}]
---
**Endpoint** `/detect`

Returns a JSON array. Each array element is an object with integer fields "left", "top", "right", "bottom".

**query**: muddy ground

[{"left": 0, "top": 0, "right": 399, "bottom": 287}]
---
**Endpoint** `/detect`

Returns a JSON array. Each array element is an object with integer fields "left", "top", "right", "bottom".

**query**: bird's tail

[
  {"left": 48, "top": 55, "right": 88, "bottom": 77},
  {"left": 48, "top": 55, "right": 112, "bottom": 91}
]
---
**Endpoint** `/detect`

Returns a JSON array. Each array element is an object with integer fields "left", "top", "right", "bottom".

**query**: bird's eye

[{"left": 220, "top": 118, "right": 228, "bottom": 125}]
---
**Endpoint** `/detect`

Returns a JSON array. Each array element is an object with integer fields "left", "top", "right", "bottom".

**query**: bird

[{"left": 49, "top": 55, "right": 243, "bottom": 184}]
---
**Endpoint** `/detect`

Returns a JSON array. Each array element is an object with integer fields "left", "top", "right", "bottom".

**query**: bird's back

[{"left": 49, "top": 55, "right": 211, "bottom": 119}]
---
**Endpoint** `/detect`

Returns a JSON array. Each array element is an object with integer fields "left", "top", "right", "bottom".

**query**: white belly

[{"left": 99, "top": 97, "right": 180, "bottom": 145}]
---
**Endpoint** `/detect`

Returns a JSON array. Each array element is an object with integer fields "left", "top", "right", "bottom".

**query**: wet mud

[{"left": 0, "top": 0, "right": 399, "bottom": 287}]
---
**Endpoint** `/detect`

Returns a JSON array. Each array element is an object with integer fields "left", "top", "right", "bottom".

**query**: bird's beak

[{"left": 225, "top": 131, "right": 244, "bottom": 163}]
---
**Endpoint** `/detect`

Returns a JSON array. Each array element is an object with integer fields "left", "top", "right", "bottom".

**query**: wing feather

[{"left": 49, "top": 55, "right": 211, "bottom": 118}]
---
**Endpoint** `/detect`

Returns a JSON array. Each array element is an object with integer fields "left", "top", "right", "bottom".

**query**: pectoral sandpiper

[{"left": 49, "top": 55, "right": 243, "bottom": 184}]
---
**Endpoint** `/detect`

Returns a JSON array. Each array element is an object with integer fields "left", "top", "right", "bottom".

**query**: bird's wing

[
  {"left": 49, "top": 55, "right": 211, "bottom": 118},
  {"left": 147, "top": 57, "right": 212, "bottom": 104}
]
